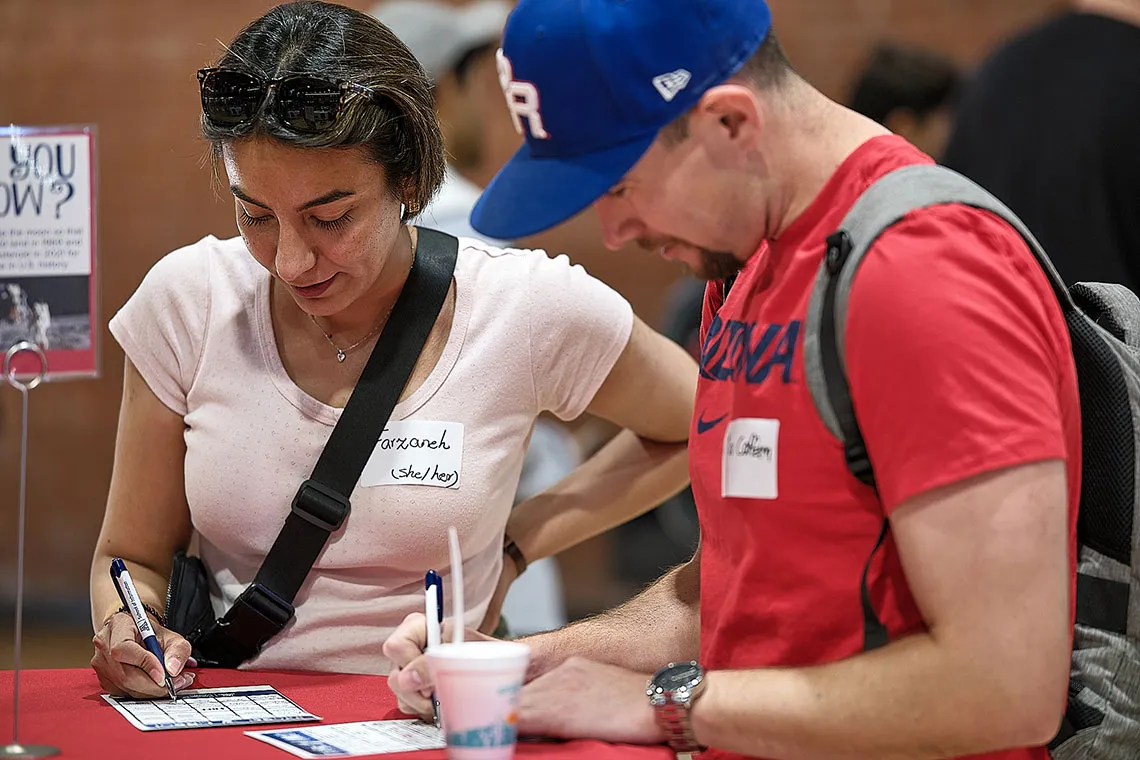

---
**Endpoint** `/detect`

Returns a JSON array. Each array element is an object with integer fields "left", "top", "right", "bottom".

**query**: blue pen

[
  {"left": 110, "top": 558, "right": 177, "bottom": 701},
  {"left": 425, "top": 569, "right": 443, "bottom": 727}
]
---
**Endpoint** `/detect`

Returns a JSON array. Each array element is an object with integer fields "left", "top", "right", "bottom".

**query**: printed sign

[
  {"left": 722, "top": 418, "right": 780, "bottom": 499},
  {"left": 360, "top": 420, "right": 463, "bottom": 489},
  {"left": 0, "top": 125, "right": 98, "bottom": 381}
]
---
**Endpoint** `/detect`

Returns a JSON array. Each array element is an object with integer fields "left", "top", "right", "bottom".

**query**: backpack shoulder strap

[
  {"left": 803, "top": 163, "right": 1072, "bottom": 485},
  {"left": 802, "top": 164, "right": 1074, "bottom": 655}
]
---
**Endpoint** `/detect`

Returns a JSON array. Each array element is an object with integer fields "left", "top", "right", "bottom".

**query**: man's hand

[
  {"left": 383, "top": 612, "right": 496, "bottom": 718},
  {"left": 519, "top": 657, "right": 664, "bottom": 745},
  {"left": 479, "top": 552, "right": 520, "bottom": 634}
]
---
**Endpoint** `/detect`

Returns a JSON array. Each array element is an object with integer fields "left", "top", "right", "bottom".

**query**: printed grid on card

[{"left": 103, "top": 685, "right": 319, "bottom": 731}]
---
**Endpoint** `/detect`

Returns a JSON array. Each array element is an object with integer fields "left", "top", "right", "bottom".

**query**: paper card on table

[
  {"left": 102, "top": 684, "right": 320, "bottom": 731},
  {"left": 360, "top": 420, "right": 463, "bottom": 489},
  {"left": 721, "top": 418, "right": 780, "bottom": 499},
  {"left": 246, "top": 720, "right": 446, "bottom": 758}
]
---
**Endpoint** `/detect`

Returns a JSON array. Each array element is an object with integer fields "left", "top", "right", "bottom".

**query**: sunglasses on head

[{"left": 197, "top": 67, "right": 378, "bottom": 134}]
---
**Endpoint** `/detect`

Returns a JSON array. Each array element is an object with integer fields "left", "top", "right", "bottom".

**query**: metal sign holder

[{"left": 1, "top": 341, "right": 59, "bottom": 759}]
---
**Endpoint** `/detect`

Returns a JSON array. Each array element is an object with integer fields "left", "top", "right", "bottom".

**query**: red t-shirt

[{"left": 691, "top": 136, "right": 1081, "bottom": 760}]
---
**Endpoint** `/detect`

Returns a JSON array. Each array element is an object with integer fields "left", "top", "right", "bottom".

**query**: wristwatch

[{"left": 647, "top": 660, "right": 706, "bottom": 758}]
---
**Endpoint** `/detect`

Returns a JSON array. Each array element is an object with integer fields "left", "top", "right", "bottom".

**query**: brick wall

[{"left": 772, "top": 0, "right": 1063, "bottom": 102}]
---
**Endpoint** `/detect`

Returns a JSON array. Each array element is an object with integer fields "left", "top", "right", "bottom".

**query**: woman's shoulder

[
  {"left": 454, "top": 235, "right": 604, "bottom": 289},
  {"left": 142, "top": 234, "right": 258, "bottom": 292},
  {"left": 453, "top": 233, "right": 632, "bottom": 337},
  {"left": 455, "top": 235, "right": 548, "bottom": 266},
  {"left": 110, "top": 235, "right": 258, "bottom": 411},
  {"left": 117, "top": 233, "right": 261, "bottom": 343}
]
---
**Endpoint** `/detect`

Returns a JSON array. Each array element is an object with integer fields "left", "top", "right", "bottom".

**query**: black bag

[
  {"left": 165, "top": 550, "right": 214, "bottom": 648},
  {"left": 165, "top": 229, "right": 459, "bottom": 668}
]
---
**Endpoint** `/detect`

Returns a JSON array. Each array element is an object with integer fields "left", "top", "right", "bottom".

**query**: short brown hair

[
  {"left": 732, "top": 28, "right": 794, "bottom": 91},
  {"left": 660, "top": 29, "right": 794, "bottom": 144},
  {"left": 201, "top": 1, "right": 445, "bottom": 219}
]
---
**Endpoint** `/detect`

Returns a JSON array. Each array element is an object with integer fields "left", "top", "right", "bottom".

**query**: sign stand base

[{"left": 0, "top": 744, "right": 60, "bottom": 758}]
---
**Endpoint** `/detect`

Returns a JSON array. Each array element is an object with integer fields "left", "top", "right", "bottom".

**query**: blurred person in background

[
  {"left": 942, "top": 0, "right": 1140, "bottom": 289},
  {"left": 372, "top": 0, "right": 583, "bottom": 636},
  {"left": 371, "top": 0, "right": 515, "bottom": 244},
  {"left": 848, "top": 41, "right": 963, "bottom": 160}
]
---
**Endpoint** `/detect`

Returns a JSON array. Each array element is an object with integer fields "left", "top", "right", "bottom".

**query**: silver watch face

[{"left": 652, "top": 661, "right": 703, "bottom": 695}]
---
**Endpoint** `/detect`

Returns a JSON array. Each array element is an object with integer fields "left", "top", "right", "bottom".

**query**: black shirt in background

[{"left": 941, "top": 12, "right": 1140, "bottom": 290}]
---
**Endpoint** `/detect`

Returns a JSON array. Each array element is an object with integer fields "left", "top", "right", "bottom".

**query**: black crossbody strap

[{"left": 195, "top": 228, "right": 458, "bottom": 667}]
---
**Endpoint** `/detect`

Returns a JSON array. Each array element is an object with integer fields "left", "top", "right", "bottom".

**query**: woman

[{"left": 89, "top": 1, "right": 696, "bottom": 698}]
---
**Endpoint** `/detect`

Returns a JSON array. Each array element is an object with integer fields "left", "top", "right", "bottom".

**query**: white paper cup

[{"left": 426, "top": 640, "right": 531, "bottom": 760}]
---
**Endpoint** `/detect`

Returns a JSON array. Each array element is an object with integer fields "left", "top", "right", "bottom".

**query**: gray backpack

[{"left": 798, "top": 164, "right": 1140, "bottom": 757}]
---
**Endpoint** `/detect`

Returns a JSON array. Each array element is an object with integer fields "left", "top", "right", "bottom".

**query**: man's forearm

[
  {"left": 524, "top": 548, "right": 701, "bottom": 680},
  {"left": 692, "top": 632, "right": 1065, "bottom": 760},
  {"left": 506, "top": 430, "right": 689, "bottom": 563}
]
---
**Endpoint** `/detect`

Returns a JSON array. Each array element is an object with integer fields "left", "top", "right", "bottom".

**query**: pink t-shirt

[{"left": 109, "top": 233, "right": 633, "bottom": 674}]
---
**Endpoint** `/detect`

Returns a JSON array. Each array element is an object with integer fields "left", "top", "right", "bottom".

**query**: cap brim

[{"left": 470, "top": 132, "right": 656, "bottom": 240}]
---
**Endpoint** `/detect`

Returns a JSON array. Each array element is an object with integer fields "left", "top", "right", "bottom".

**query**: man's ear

[{"left": 693, "top": 84, "right": 764, "bottom": 162}]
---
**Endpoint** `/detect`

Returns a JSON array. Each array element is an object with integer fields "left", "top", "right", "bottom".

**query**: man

[
  {"left": 848, "top": 41, "right": 962, "bottom": 159},
  {"left": 942, "top": 0, "right": 1140, "bottom": 290},
  {"left": 386, "top": 1, "right": 1080, "bottom": 758}
]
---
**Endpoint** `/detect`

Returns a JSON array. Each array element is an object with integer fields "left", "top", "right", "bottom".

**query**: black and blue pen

[
  {"left": 425, "top": 569, "right": 443, "bottom": 727},
  {"left": 110, "top": 557, "right": 177, "bottom": 701}
]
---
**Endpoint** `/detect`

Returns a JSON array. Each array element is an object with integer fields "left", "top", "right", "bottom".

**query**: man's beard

[
  {"left": 638, "top": 235, "right": 743, "bottom": 281},
  {"left": 697, "top": 249, "right": 744, "bottom": 281},
  {"left": 639, "top": 236, "right": 742, "bottom": 281}
]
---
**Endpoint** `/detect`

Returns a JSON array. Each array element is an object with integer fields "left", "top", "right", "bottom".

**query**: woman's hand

[
  {"left": 91, "top": 611, "right": 196, "bottom": 698},
  {"left": 478, "top": 551, "right": 521, "bottom": 634}
]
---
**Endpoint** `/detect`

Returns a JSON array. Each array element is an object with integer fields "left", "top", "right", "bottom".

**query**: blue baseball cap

[{"left": 470, "top": 0, "right": 772, "bottom": 240}]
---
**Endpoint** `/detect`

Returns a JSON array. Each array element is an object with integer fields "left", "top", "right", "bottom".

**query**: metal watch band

[
  {"left": 656, "top": 700, "right": 703, "bottom": 755},
  {"left": 649, "top": 661, "right": 706, "bottom": 757}
]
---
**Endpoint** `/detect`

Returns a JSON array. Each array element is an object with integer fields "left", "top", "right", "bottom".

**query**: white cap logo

[
  {"left": 652, "top": 69, "right": 692, "bottom": 102},
  {"left": 497, "top": 49, "right": 550, "bottom": 140}
]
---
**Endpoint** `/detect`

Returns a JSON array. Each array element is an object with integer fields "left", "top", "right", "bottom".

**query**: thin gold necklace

[
  {"left": 310, "top": 308, "right": 392, "bottom": 362},
  {"left": 309, "top": 236, "right": 415, "bottom": 363}
]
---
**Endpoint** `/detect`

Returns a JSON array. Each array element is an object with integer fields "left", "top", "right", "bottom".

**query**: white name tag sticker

[
  {"left": 722, "top": 418, "right": 779, "bottom": 499},
  {"left": 360, "top": 421, "right": 463, "bottom": 489}
]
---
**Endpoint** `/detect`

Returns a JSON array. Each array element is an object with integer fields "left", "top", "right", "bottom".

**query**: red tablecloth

[{"left": 0, "top": 669, "right": 672, "bottom": 759}]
